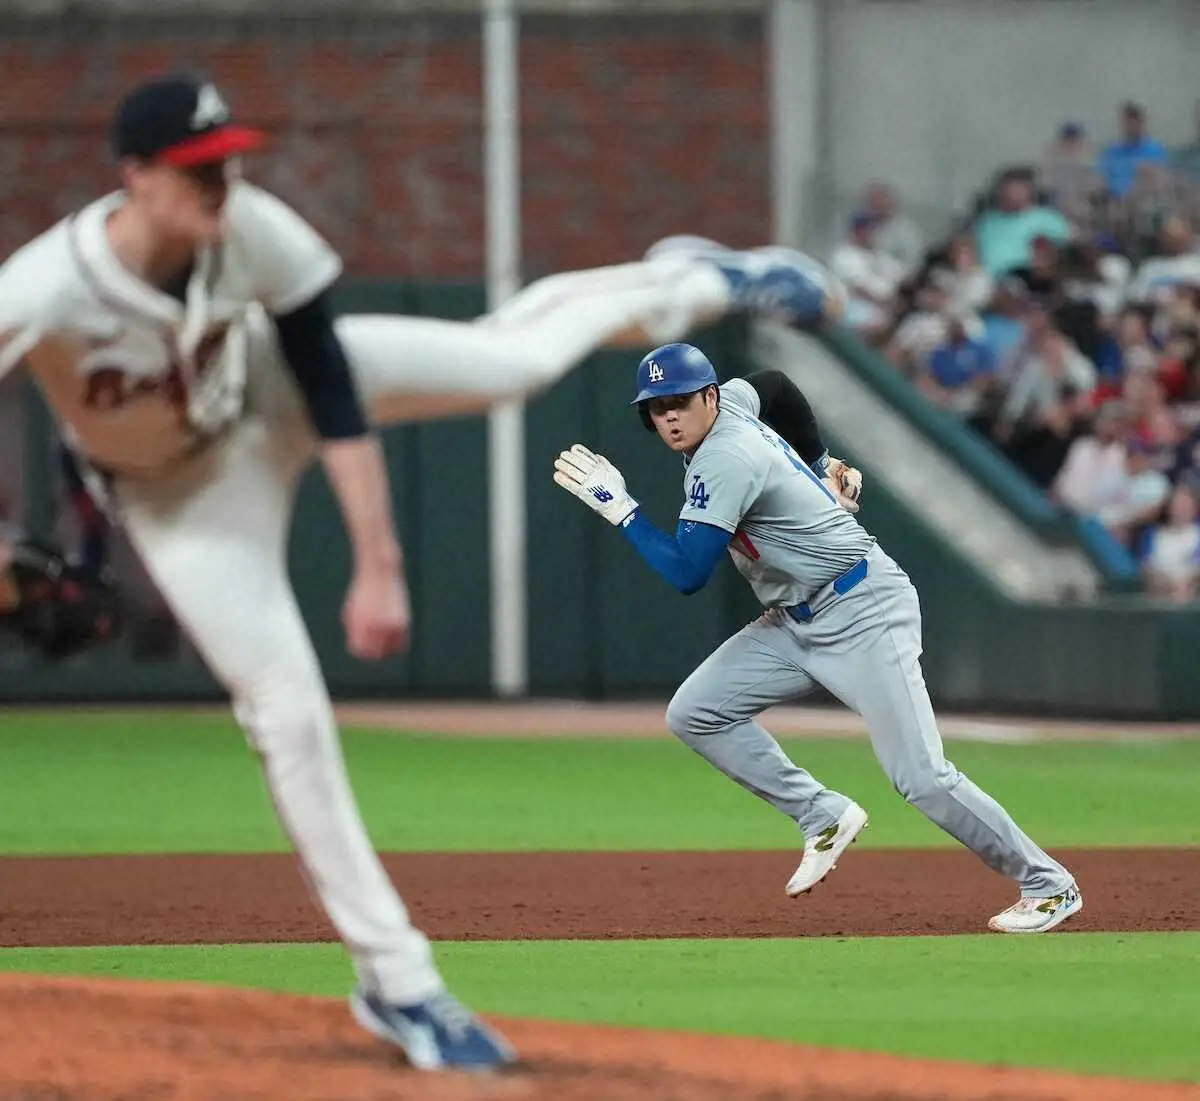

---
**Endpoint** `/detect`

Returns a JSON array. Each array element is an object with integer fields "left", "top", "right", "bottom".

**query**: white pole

[
  {"left": 484, "top": 0, "right": 527, "bottom": 696},
  {"left": 768, "top": 0, "right": 823, "bottom": 250}
]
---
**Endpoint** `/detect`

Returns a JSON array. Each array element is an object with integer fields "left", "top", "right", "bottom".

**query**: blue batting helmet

[
  {"left": 631, "top": 343, "right": 720, "bottom": 431},
  {"left": 631, "top": 343, "right": 718, "bottom": 405}
]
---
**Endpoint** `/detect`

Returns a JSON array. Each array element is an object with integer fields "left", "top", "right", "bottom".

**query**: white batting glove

[{"left": 553, "top": 444, "right": 639, "bottom": 526}]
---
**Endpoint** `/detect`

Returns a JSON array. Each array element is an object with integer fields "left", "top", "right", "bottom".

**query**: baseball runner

[
  {"left": 0, "top": 73, "right": 842, "bottom": 1071},
  {"left": 553, "top": 341, "right": 1083, "bottom": 935}
]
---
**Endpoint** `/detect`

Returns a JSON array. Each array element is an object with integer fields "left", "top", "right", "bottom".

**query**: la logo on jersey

[
  {"left": 647, "top": 360, "right": 665, "bottom": 383},
  {"left": 688, "top": 473, "right": 709, "bottom": 510},
  {"left": 191, "top": 84, "right": 230, "bottom": 131}
]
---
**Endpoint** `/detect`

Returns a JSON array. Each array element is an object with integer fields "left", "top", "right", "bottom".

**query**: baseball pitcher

[{"left": 0, "top": 74, "right": 846, "bottom": 1069}]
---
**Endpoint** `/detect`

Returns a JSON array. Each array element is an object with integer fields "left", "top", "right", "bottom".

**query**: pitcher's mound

[{"left": 0, "top": 973, "right": 1194, "bottom": 1101}]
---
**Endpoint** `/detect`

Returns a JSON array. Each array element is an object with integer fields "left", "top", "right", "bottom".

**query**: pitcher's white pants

[{"left": 113, "top": 253, "right": 731, "bottom": 1002}]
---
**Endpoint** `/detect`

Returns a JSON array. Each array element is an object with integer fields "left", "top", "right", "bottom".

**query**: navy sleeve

[
  {"left": 746, "top": 370, "right": 827, "bottom": 471},
  {"left": 618, "top": 512, "right": 732, "bottom": 595},
  {"left": 272, "top": 291, "right": 369, "bottom": 439}
]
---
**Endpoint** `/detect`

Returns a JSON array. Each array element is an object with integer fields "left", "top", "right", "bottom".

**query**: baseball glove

[
  {"left": 822, "top": 456, "right": 864, "bottom": 513},
  {"left": 0, "top": 538, "right": 123, "bottom": 660}
]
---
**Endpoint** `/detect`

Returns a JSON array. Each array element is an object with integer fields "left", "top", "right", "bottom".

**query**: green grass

[
  {"left": 1, "top": 711, "right": 1198, "bottom": 853},
  {"left": 2, "top": 935, "right": 1197, "bottom": 1082}
]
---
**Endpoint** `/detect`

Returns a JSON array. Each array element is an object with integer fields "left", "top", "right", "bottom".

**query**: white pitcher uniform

[{"left": 0, "top": 179, "right": 747, "bottom": 1002}]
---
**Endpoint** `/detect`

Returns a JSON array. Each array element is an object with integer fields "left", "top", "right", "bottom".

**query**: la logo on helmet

[
  {"left": 191, "top": 84, "right": 230, "bottom": 130},
  {"left": 647, "top": 361, "right": 665, "bottom": 383}
]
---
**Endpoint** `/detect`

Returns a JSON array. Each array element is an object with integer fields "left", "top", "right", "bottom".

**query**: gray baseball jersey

[{"left": 678, "top": 378, "right": 875, "bottom": 606}]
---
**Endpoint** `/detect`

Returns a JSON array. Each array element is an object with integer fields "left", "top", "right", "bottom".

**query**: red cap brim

[{"left": 157, "top": 126, "right": 266, "bottom": 167}]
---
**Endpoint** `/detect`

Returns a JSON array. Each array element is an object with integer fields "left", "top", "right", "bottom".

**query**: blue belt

[{"left": 784, "top": 558, "right": 869, "bottom": 624}]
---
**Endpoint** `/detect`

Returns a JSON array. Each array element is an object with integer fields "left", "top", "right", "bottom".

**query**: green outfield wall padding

[{"left": 2, "top": 282, "right": 1196, "bottom": 717}]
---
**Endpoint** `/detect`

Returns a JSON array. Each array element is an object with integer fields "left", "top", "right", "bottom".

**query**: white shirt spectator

[
  {"left": 874, "top": 216, "right": 925, "bottom": 276},
  {"left": 1127, "top": 253, "right": 1200, "bottom": 306},
  {"left": 940, "top": 268, "right": 994, "bottom": 317},
  {"left": 890, "top": 307, "right": 985, "bottom": 373},
  {"left": 1001, "top": 334, "right": 1097, "bottom": 425},
  {"left": 829, "top": 246, "right": 905, "bottom": 330},
  {"left": 1143, "top": 523, "right": 1200, "bottom": 583},
  {"left": 1096, "top": 461, "right": 1172, "bottom": 529},
  {"left": 1052, "top": 436, "right": 1129, "bottom": 516},
  {"left": 861, "top": 182, "right": 925, "bottom": 274}
]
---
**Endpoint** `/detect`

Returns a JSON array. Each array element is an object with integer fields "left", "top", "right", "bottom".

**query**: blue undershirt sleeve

[{"left": 618, "top": 511, "right": 733, "bottom": 595}]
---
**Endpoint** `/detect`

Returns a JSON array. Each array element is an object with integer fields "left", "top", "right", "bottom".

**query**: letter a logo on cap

[
  {"left": 647, "top": 361, "right": 665, "bottom": 383},
  {"left": 191, "top": 84, "right": 230, "bottom": 130}
]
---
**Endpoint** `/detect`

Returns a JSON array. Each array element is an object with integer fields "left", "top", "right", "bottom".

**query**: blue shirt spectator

[
  {"left": 1093, "top": 334, "right": 1125, "bottom": 379},
  {"left": 1100, "top": 102, "right": 1169, "bottom": 198},
  {"left": 980, "top": 279, "right": 1030, "bottom": 370},
  {"left": 920, "top": 320, "right": 998, "bottom": 416},
  {"left": 982, "top": 313, "right": 1025, "bottom": 366},
  {"left": 929, "top": 333, "right": 996, "bottom": 389}
]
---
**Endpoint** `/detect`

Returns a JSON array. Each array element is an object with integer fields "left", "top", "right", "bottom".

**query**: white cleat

[
  {"left": 988, "top": 884, "right": 1083, "bottom": 934},
  {"left": 786, "top": 802, "right": 869, "bottom": 897}
]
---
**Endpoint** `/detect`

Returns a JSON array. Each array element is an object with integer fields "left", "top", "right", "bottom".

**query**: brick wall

[{"left": 0, "top": 13, "right": 768, "bottom": 280}]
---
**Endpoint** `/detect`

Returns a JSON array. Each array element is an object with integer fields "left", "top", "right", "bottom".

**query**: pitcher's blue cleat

[
  {"left": 710, "top": 246, "right": 835, "bottom": 326},
  {"left": 350, "top": 988, "right": 517, "bottom": 1072},
  {"left": 645, "top": 235, "right": 838, "bottom": 327}
]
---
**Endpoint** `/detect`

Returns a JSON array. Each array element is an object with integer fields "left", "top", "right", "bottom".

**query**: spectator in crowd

[
  {"left": 885, "top": 287, "right": 954, "bottom": 376},
  {"left": 1114, "top": 169, "right": 1198, "bottom": 267},
  {"left": 1097, "top": 438, "right": 1173, "bottom": 548},
  {"left": 1094, "top": 234, "right": 1135, "bottom": 306},
  {"left": 979, "top": 277, "right": 1032, "bottom": 369},
  {"left": 1118, "top": 369, "right": 1173, "bottom": 450},
  {"left": 1170, "top": 417, "right": 1200, "bottom": 483},
  {"left": 1094, "top": 305, "right": 1159, "bottom": 383},
  {"left": 1010, "top": 234, "right": 1064, "bottom": 302},
  {"left": 975, "top": 170, "right": 1071, "bottom": 276},
  {"left": 1126, "top": 215, "right": 1200, "bottom": 306},
  {"left": 994, "top": 304, "right": 1097, "bottom": 485},
  {"left": 1039, "top": 121, "right": 1105, "bottom": 231},
  {"left": 861, "top": 182, "right": 925, "bottom": 275},
  {"left": 1139, "top": 404, "right": 1184, "bottom": 472},
  {"left": 1050, "top": 399, "right": 1132, "bottom": 516},
  {"left": 884, "top": 233, "right": 993, "bottom": 376},
  {"left": 917, "top": 313, "right": 997, "bottom": 419},
  {"left": 828, "top": 211, "right": 906, "bottom": 341},
  {"left": 1056, "top": 242, "right": 1122, "bottom": 365},
  {"left": 864, "top": 96, "right": 1200, "bottom": 593},
  {"left": 1099, "top": 102, "right": 1168, "bottom": 200},
  {"left": 1158, "top": 304, "right": 1200, "bottom": 401},
  {"left": 1058, "top": 238, "right": 1129, "bottom": 318},
  {"left": 1139, "top": 481, "right": 1200, "bottom": 602},
  {"left": 939, "top": 232, "right": 995, "bottom": 316}
]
